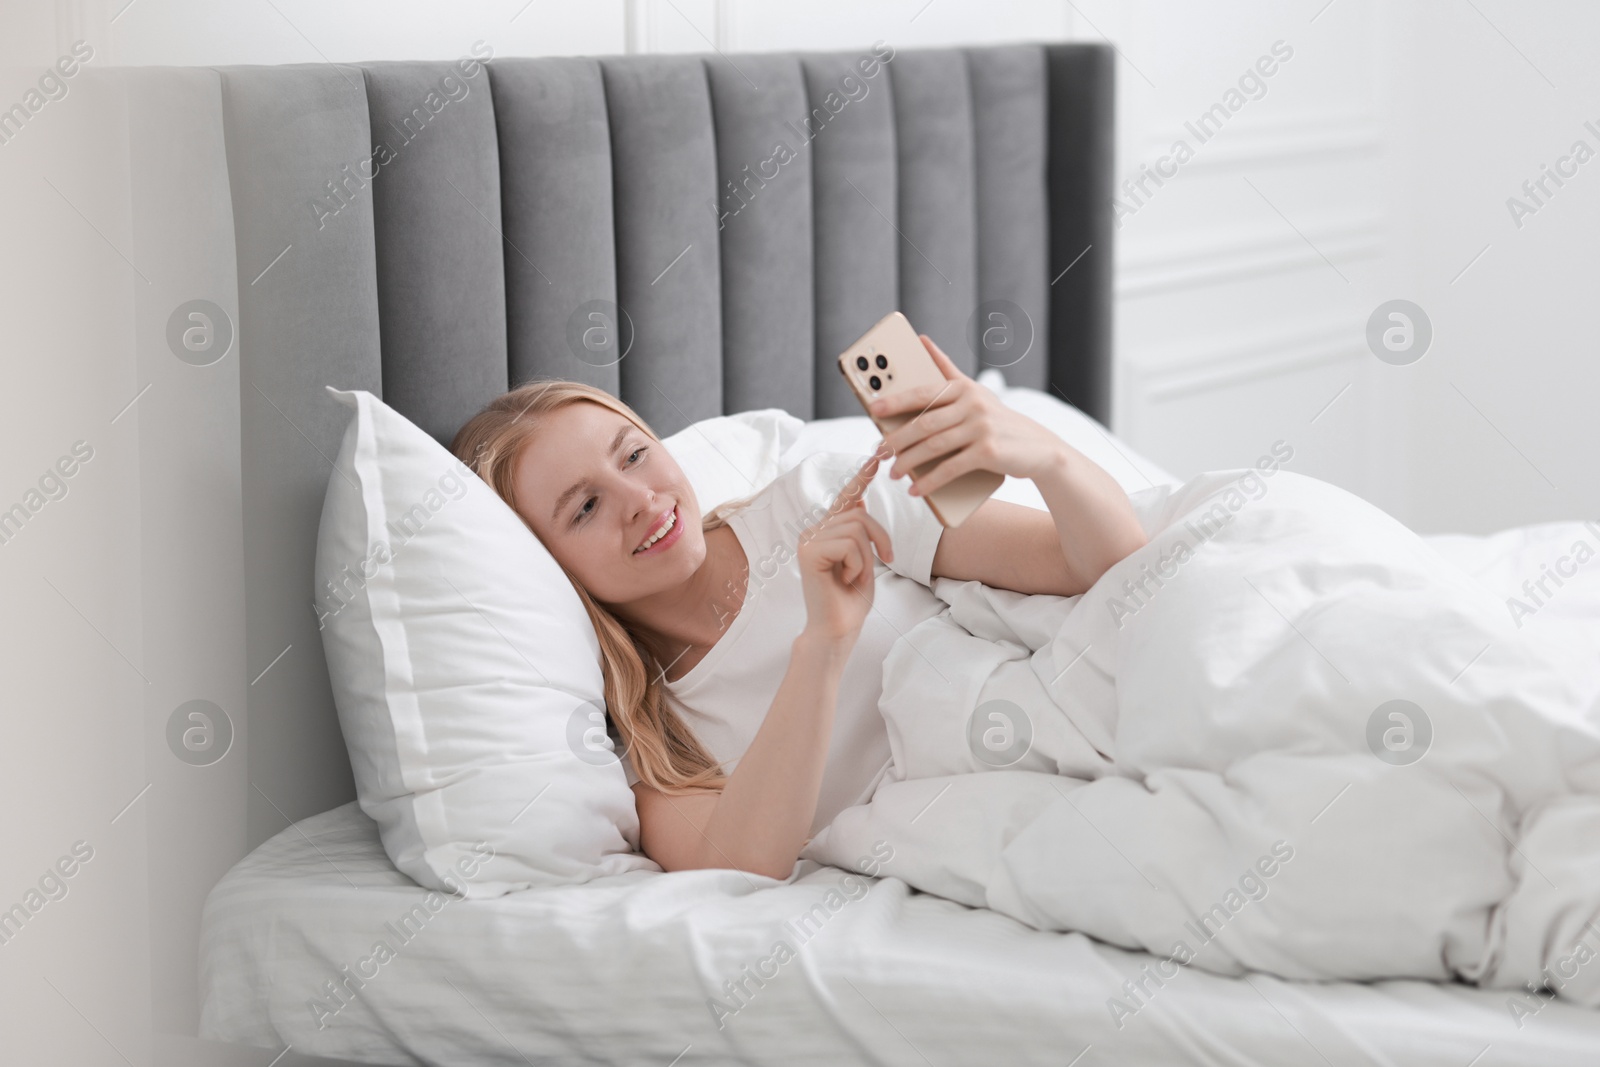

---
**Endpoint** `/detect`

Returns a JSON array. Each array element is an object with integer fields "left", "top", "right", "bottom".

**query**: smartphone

[{"left": 836, "top": 312, "right": 1003, "bottom": 528}]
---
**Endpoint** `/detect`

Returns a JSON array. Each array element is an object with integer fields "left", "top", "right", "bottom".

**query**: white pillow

[
  {"left": 662, "top": 406, "right": 804, "bottom": 512},
  {"left": 316, "top": 388, "right": 658, "bottom": 898}
]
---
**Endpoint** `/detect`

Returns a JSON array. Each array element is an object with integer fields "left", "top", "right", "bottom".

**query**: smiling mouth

[{"left": 634, "top": 505, "right": 679, "bottom": 554}]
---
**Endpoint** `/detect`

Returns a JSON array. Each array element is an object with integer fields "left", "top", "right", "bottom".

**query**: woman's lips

[{"left": 633, "top": 505, "right": 682, "bottom": 556}]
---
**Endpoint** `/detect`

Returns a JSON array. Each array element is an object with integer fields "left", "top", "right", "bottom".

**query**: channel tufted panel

[
  {"left": 217, "top": 63, "right": 380, "bottom": 851},
  {"left": 490, "top": 57, "right": 622, "bottom": 397},
  {"left": 968, "top": 45, "right": 1051, "bottom": 391},
  {"left": 360, "top": 60, "right": 510, "bottom": 445},
  {"left": 1045, "top": 43, "right": 1115, "bottom": 419},
  {"left": 319, "top": 44, "right": 1108, "bottom": 440},
  {"left": 803, "top": 48, "right": 901, "bottom": 419},
  {"left": 600, "top": 56, "right": 725, "bottom": 436},
  {"left": 707, "top": 55, "right": 817, "bottom": 418},
  {"left": 890, "top": 48, "right": 980, "bottom": 377}
]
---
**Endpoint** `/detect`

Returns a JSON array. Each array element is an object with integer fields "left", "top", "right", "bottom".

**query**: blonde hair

[{"left": 451, "top": 378, "right": 747, "bottom": 796}]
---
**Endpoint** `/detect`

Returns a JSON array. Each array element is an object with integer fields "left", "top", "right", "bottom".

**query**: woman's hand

[
  {"left": 796, "top": 450, "right": 895, "bottom": 644},
  {"left": 871, "top": 334, "right": 1067, "bottom": 497}
]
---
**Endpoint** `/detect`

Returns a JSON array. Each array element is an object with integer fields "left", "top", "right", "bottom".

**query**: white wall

[
  {"left": 1385, "top": 0, "right": 1600, "bottom": 535},
  {"left": 1099, "top": 0, "right": 1598, "bottom": 536},
  {"left": 0, "top": 26, "right": 153, "bottom": 1066},
  {"left": 74, "top": 0, "right": 1069, "bottom": 66},
  {"left": 1097, "top": 0, "right": 1403, "bottom": 522},
  {"left": 68, "top": 0, "right": 622, "bottom": 66}
]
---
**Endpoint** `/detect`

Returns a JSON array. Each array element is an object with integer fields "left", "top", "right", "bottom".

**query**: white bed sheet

[{"left": 201, "top": 522, "right": 1600, "bottom": 1066}]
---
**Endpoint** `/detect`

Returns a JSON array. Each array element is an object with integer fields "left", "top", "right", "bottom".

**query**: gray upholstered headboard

[{"left": 217, "top": 41, "right": 1113, "bottom": 849}]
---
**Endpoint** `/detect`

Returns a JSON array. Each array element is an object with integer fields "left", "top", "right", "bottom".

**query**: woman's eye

[{"left": 572, "top": 446, "right": 644, "bottom": 526}]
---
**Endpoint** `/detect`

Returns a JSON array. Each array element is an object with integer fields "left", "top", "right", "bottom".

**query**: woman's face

[{"left": 510, "top": 401, "right": 706, "bottom": 606}]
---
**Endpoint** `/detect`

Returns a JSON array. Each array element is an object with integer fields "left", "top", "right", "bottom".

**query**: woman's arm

[
  {"left": 873, "top": 335, "right": 1148, "bottom": 598},
  {"left": 633, "top": 454, "right": 894, "bottom": 880},
  {"left": 633, "top": 630, "right": 853, "bottom": 880},
  {"left": 929, "top": 452, "right": 1146, "bottom": 597}
]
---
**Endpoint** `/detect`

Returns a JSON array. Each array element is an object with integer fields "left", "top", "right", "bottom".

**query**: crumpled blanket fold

[{"left": 803, "top": 469, "right": 1600, "bottom": 1006}]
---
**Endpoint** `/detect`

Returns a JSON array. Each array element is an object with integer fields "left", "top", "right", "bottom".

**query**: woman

[{"left": 451, "top": 334, "right": 1148, "bottom": 881}]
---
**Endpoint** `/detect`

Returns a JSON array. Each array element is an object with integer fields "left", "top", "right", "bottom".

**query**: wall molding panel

[
  {"left": 1118, "top": 217, "right": 1384, "bottom": 298},
  {"left": 1127, "top": 112, "right": 1384, "bottom": 174},
  {"left": 1128, "top": 320, "right": 1366, "bottom": 402}
]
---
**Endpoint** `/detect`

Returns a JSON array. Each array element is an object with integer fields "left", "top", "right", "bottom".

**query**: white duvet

[{"left": 803, "top": 466, "right": 1600, "bottom": 1012}]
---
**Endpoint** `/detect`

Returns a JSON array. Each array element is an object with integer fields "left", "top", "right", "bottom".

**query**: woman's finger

[
  {"left": 831, "top": 451, "right": 883, "bottom": 515},
  {"left": 818, "top": 510, "right": 893, "bottom": 568},
  {"left": 857, "top": 510, "right": 893, "bottom": 564},
  {"left": 841, "top": 513, "right": 889, "bottom": 575},
  {"left": 843, "top": 533, "right": 870, "bottom": 587},
  {"left": 891, "top": 421, "right": 979, "bottom": 481},
  {"left": 868, "top": 376, "right": 961, "bottom": 421},
  {"left": 920, "top": 333, "right": 968, "bottom": 381},
  {"left": 908, "top": 443, "right": 987, "bottom": 498},
  {"left": 880, "top": 390, "right": 966, "bottom": 459},
  {"left": 848, "top": 523, "right": 879, "bottom": 588},
  {"left": 815, "top": 526, "right": 869, "bottom": 587}
]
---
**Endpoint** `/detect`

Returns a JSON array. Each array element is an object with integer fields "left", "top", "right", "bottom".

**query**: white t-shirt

[{"left": 618, "top": 451, "right": 949, "bottom": 837}]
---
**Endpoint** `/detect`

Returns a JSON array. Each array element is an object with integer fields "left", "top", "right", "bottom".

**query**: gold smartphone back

[{"left": 836, "top": 312, "right": 1004, "bottom": 528}]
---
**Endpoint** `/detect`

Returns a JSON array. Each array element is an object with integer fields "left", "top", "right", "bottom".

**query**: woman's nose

[{"left": 626, "top": 481, "right": 657, "bottom": 520}]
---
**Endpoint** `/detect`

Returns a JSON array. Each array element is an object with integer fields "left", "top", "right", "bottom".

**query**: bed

[
  {"left": 144, "top": 37, "right": 1600, "bottom": 1065},
  {"left": 200, "top": 515, "right": 1600, "bottom": 1066}
]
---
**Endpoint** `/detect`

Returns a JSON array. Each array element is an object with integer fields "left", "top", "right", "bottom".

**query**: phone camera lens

[
  {"left": 856, "top": 356, "right": 870, "bottom": 371},
  {"left": 868, "top": 375, "right": 882, "bottom": 391},
  {"left": 875, "top": 355, "right": 888, "bottom": 370}
]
